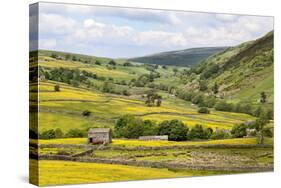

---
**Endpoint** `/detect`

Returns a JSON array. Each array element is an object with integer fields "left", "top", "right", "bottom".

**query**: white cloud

[
  {"left": 39, "top": 3, "right": 182, "bottom": 25},
  {"left": 216, "top": 14, "right": 238, "bottom": 22},
  {"left": 39, "top": 13, "right": 77, "bottom": 35},
  {"left": 67, "top": 18, "right": 186, "bottom": 49},
  {"left": 39, "top": 38, "right": 57, "bottom": 49},
  {"left": 37, "top": 3, "right": 274, "bottom": 57}
]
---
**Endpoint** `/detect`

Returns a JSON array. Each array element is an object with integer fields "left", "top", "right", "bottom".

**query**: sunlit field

[
  {"left": 36, "top": 137, "right": 273, "bottom": 147},
  {"left": 33, "top": 160, "right": 230, "bottom": 186}
]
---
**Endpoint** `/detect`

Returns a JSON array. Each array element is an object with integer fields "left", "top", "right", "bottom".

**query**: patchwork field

[
  {"left": 35, "top": 81, "right": 256, "bottom": 133},
  {"left": 30, "top": 34, "right": 274, "bottom": 186}
]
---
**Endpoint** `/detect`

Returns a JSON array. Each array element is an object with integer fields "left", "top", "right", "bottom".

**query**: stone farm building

[
  {"left": 88, "top": 128, "right": 112, "bottom": 144},
  {"left": 139, "top": 135, "right": 168, "bottom": 141}
]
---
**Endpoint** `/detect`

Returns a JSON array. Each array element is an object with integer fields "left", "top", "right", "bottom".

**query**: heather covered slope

[{"left": 129, "top": 47, "right": 227, "bottom": 67}]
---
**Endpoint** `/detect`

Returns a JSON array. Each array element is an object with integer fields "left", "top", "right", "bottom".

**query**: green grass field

[
  {"left": 35, "top": 81, "right": 256, "bottom": 133},
  {"left": 36, "top": 137, "right": 273, "bottom": 147},
  {"left": 32, "top": 159, "right": 230, "bottom": 186},
  {"left": 30, "top": 45, "right": 274, "bottom": 186}
]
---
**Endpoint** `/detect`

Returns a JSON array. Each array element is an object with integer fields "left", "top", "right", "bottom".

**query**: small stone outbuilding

[
  {"left": 139, "top": 135, "right": 168, "bottom": 141},
  {"left": 88, "top": 128, "right": 112, "bottom": 144}
]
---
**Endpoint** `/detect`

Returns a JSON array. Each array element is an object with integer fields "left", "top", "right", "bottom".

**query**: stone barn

[
  {"left": 139, "top": 135, "right": 168, "bottom": 141},
  {"left": 88, "top": 128, "right": 112, "bottom": 144}
]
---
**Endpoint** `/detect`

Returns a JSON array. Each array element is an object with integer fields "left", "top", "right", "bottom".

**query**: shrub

[
  {"left": 115, "top": 115, "right": 147, "bottom": 139},
  {"left": 51, "top": 53, "right": 58, "bottom": 59},
  {"left": 204, "top": 97, "right": 217, "bottom": 108},
  {"left": 82, "top": 110, "right": 91, "bottom": 117},
  {"left": 191, "top": 95, "right": 204, "bottom": 105},
  {"left": 123, "top": 62, "right": 132, "bottom": 66},
  {"left": 214, "top": 101, "right": 233, "bottom": 112},
  {"left": 95, "top": 61, "right": 101, "bottom": 65},
  {"left": 54, "top": 128, "right": 64, "bottom": 138},
  {"left": 108, "top": 60, "right": 117, "bottom": 66},
  {"left": 122, "top": 89, "right": 130, "bottom": 96},
  {"left": 54, "top": 84, "right": 60, "bottom": 92},
  {"left": 65, "top": 129, "right": 86, "bottom": 138},
  {"left": 40, "top": 129, "right": 56, "bottom": 139},
  {"left": 142, "top": 120, "right": 158, "bottom": 136},
  {"left": 231, "top": 124, "right": 247, "bottom": 138},
  {"left": 187, "top": 124, "right": 212, "bottom": 140},
  {"left": 210, "top": 129, "right": 231, "bottom": 139},
  {"left": 199, "top": 80, "right": 208, "bottom": 91},
  {"left": 263, "top": 127, "right": 273, "bottom": 137},
  {"left": 158, "top": 120, "right": 188, "bottom": 141},
  {"left": 198, "top": 107, "right": 210, "bottom": 114}
]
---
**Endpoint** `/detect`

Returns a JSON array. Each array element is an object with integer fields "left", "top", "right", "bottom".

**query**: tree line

[
  {"left": 114, "top": 114, "right": 272, "bottom": 143},
  {"left": 30, "top": 113, "right": 272, "bottom": 145}
]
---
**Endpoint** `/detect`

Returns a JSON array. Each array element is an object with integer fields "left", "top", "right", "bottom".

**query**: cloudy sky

[{"left": 30, "top": 2, "right": 273, "bottom": 58}]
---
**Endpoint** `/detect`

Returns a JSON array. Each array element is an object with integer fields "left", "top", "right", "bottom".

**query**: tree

[
  {"left": 260, "top": 91, "right": 267, "bottom": 103},
  {"left": 54, "top": 84, "right": 60, "bottom": 92},
  {"left": 40, "top": 129, "right": 56, "bottom": 139},
  {"left": 122, "top": 89, "right": 130, "bottom": 96},
  {"left": 231, "top": 123, "right": 247, "bottom": 138},
  {"left": 156, "top": 96, "right": 162, "bottom": 107},
  {"left": 210, "top": 129, "right": 231, "bottom": 140},
  {"left": 191, "top": 95, "right": 204, "bottom": 105},
  {"left": 199, "top": 80, "right": 208, "bottom": 91},
  {"left": 65, "top": 54, "right": 71, "bottom": 60},
  {"left": 198, "top": 107, "right": 210, "bottom": 114},
  {"left": 172, "top": 68, "right": 178, "bottom": 76},
  {"left": 95, "top": 60, "right": 101, "bottom": 65},
  {"left": 157, "top": 120, "right": 171, "bottom": 136},
  {"left": 108, "top": 60, "right": 117, "bottom": 66},
  {"left": 187, "top": 124, "right": 212, "bottom": 140},
  {"left": 212, "top": 82, "right": 219, "bottom": 94},
  {"left": 142, "top": 120, "right": 158, "bottom": 136},
  {"left": 252, "top": 115, "right": 269, "bottom": 145},
  {"left": 123, "top": 62, "right": 132, "bottom": 66},
  {"left": 65, "top": 129, "right": 86, "bottom": 138},
  {"left": 55, "top": 128, "right": 64, "bottom": 138},
  {"left": 145, "top": 91, "right": 162, "bottom": 107},
  {"left": 158, "top": 120, "right": 188, "bottom": 141},
  {"left": 72, "top": 56, "right": 77, "bottom": 61},
  {"left": 114, "top": 115, "right": 151, "bottom": 139},
  {"left": 102, "top": 82, "right": 113, "bottom": 93},
  {"left": 253, "top": 106, "right": 264, "bottom": 117},
  {"left": 201, "top": 64, "right": 219, "bottom": 79},
  {"left": 214, "top": 101, "right": 233, "bottom": 112},
  {"left": 51, "top": 53, "right": 58, "bottom": 59}
]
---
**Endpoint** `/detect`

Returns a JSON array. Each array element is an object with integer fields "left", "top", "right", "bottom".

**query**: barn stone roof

[{"left": 88, "top": 128, "right": 111, "bottom": 133}]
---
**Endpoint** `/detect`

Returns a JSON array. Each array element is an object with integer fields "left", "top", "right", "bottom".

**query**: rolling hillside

[
  {"left": 187, "top": 31, "right": 273, "bottom": 104},
  {"left": 31, "top": 81, "right": 254, "bottom": 134},
  {"left": 129, "top": 47, "right": 227, "bottom": 67},
  {"left": 31, "top": 31, "right": 273, "bottom": 136}
]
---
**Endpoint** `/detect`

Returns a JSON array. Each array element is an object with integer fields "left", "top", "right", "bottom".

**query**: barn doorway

[{"left": 89, "top": 138, "right": 93, "bottom": 143}]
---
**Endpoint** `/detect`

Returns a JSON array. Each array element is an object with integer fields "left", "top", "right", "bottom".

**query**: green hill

[
  {"left": 31, "top": 31, "right": 274, "bottom": 136},
  {"left": 188, "top": 31, "right": 273, "bottom": 105},
  {"left": 129, "top": 47, "right": 227, "bottom": 67}
]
